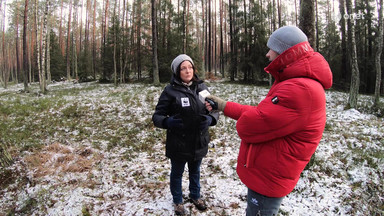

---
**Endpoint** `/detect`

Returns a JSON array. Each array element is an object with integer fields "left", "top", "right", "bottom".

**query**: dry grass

[{"left": 24, "top": 142, "right": 101, "bottom": 178}]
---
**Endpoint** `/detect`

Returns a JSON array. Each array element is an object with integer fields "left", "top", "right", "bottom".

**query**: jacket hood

[{"left": 264, "top": 41, "right": 333, "bottom": 89}]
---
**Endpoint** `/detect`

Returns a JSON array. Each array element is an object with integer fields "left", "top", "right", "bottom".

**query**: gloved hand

[
  {"left": 163, "top": 115, "right": 183, "bottom": 129},
  {"left": 199, "top": 115, "right": 212, "bottom": 131},
  {"left": 206, "top": 95, "right": 227, "bottom": 111}
]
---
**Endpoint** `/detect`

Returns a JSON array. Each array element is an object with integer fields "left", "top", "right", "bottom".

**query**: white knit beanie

[
  {"left": 171, "top": 54, "right": 194, "bottom": 74},
  {"left": 267, "top": 26, "right": 308, "bottom": 54}
]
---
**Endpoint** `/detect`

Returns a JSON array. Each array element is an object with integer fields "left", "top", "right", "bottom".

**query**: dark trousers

[
  {"left": 246, "top": 188, "right": 284, "bottom": 216},
  {"left": 170, "top": 159, "right": 202, "bottom": 204}
]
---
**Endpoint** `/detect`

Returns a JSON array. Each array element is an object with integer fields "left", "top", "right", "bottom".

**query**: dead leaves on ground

[{"left": 24, "top": 142, "right": 103, "bottom": 178}]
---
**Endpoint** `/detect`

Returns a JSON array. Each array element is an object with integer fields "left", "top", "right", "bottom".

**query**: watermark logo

[{"left": 336, "top": 12, "right": 365, "bottom": 21}]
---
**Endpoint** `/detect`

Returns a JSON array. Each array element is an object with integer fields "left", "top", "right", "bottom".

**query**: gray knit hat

[
  {"left": 267, "top": 26, "right": 308, "bottom": 54},
  {"left": 171, "top": 54, "right": 194, "bottom": 74}
]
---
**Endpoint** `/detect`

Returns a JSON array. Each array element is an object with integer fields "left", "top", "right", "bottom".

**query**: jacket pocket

[
  {"left": 167, "top": 130, "right": 187, "bottom": 152},
  {"left": 199, "top": 130, "right": 209, "bottom": 148},
  {"left": 275, "top": 151, "right": 307, "bottom": 180},
  {"left": 243, "top": 143, "right": 276, "bottom": 169}
]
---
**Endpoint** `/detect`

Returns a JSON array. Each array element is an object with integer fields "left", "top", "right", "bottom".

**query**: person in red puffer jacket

[{"left": 206, "top": 26, "right": 333, "bottom": 216}]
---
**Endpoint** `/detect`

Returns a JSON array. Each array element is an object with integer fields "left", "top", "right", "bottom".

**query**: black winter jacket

[{"left": 152, "top": 75, "right": 219, "bottom": 162}]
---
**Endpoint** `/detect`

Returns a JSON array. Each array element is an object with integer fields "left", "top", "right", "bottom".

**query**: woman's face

[{"left": 179, "top": 61, "right": 194, "bottom": 83}]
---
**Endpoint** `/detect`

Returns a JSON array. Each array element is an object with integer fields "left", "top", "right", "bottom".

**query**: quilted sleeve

[{"left": 233, "top": 80, "right": 314, "bottom": 144}]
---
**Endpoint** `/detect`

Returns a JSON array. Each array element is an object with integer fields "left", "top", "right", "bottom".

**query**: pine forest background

[{"left": 0, "top": 0, "right": 383, "bottom": 108}]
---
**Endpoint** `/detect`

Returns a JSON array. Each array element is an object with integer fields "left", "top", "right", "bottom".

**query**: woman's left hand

[{"left": 199, "top": 115, "right": 212, "bottom": 131}]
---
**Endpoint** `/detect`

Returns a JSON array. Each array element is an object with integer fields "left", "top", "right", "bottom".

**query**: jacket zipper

[
  {"left": 245, "top": 144, "right": 253, "bottom": 168},
  {"left": 185, "top": 86, "right": 199, "bottom": 161},
  {"left": 185, "top": 86, "right": 199, "bottom": 113}
]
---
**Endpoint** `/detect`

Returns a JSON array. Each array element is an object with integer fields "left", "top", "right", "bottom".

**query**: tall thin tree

[
  {"left": 219, "top": 0, "right": 224, "bottom": 77},
  {"left": 22, "top": 0, "right": 29, "bottom": 92},
  {"left": 1, "top": 0, "right": 6, "bottom": 88},
  {"left": 229, "top": 0, "right": 237, "bottom": 81},
  {"left": 59, "top": 0, "right": 64, "bottom": 56},
  {"left": 346, "top": 0, "right": 360, "bottom": 108},
  {"left": 113, "top": 1, "right": 117, "bottom": 86},
  {"left": 72, "top": 0, "right": 78, "bottom": 81},
  {"left": 136, "top": 0, "right": 142, "bottom": 80},
  {"left": 374, "top": 0, "right": 383, "bottom": 106},
  {"left": 208, "top": 0, "right": 212, "bottom": 74},
  {"left": 299, "top": 0, "right": 316, "bottom": 49},
  {"left": 66, "top": 0, "right": 73, "bottom": 81},
  {"left": 35, "top": 0, "right": 41, "bottom": 88},
  {"left": 15, "top": 0, "right": 20, "bottom": 84},
  {"left": 39, "top": 0, "right": 50, "bottom": 93},
  {"left": 152, "top": 0, "right": 159, "bottom": 85},
  {"left": 339, "top": 0, "right": 348, "bottom": 83},
  {"left": 92, "top": 0, "right": 97, "bottom": 80}
]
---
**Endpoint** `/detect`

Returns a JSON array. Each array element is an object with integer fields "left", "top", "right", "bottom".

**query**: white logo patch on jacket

[{"left": 181, "top": 97, "right": 190, "bottom": 107}]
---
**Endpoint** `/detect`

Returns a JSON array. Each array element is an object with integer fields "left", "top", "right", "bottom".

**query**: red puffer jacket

[{"left": 224, "top": 41, "right": 333, "bottom": 198}]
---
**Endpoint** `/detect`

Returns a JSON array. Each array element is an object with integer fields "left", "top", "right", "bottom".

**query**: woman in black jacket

[{"left": 152, "top": 54, "right": 219, "bottom": 215}]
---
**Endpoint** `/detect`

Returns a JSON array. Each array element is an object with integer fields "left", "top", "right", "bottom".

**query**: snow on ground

[{"left": 0, "top": 81, "right": 383, "bottom": 215}]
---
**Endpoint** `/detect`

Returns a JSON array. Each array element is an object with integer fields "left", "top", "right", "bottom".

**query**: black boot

[{"left": 190, "top": 198, "right": 207, "bottom": 211}]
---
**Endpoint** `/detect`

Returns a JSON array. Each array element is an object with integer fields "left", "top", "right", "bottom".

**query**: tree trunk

[
  {"left": 59, "top": 0, "right": 64, "bottom": 56},
  {"left": 39, "top": 0, "right": 49, "bottom": 93},
  {"left": 213, "top": 0, "right": 217, "bottom": 76},
  {"left": 28, "top": 25, "right": 33, "bottom": 83},
  {"left": 315, "top": 0, "right": 320, "bottom": 51},
  {"left": 366, "top": 0, "right": 373, "bottom": 57},
  {"left": 66, "top": 0, "right": 73, "bottom": 81},
  {"left": 277, "top": 0, "right": 281, "bottom": 27},
  {"left": 113, "top": 0, "right": 117, "bottom": 86},
  {"left": 229, "top": 0, "right": 236, "bottom": 81},
  {"left": 200, "top": 0, "right": 205, "bottom": 72},
  {"left": 35, "top": 0, "right": 41, "bottom": 87},
  {"left": 92, "top": 0, "right": 97, "bottom": 80},
  {"left": 339, "top": 0, "right": 348, "bottom": 83},
  {"left": 22, "top": 0, "right": 29, "bottom": 92},
  {"left": 208, "top": 0, "right": 211, "bottom": 74},
  {"left": 219, "top": 0, "right": 224, "bottom": 77},
  {"left": 272, "top": 0, "right": 276, "bottom": 30},
  {"left": 374, "top": 0, "right": 383, "bottom": 106},
  {"left": 72, "top": 0, "right": 78, "bottom": 81},
  {"left": 2, "top": 0, "right": 7, "bottom": 88},
  {"left": 137, "top": 0, "right": 142, "bottom": 80},
  {"left": 129, "top": 0, "right": 136, "bottom": 78},
  {"left": 295, "top": 0, "right": 298, "bottom": 25},
  {"left": 299, "top": 0, "right": 316, "bottom": 48},
  {"left": 119, "top": 0, "right": 125, "bottom": 83},
  {"left": 203, "top": 0, "right": 207, "bottom": 72},
  {"left": 31, "top": 0, "right": 36, "bottom": 83},
  {"left": 243, "top": 0, "right": 248, "bottom": 82},
  {"left": 152, "top": 0, "right": 160, "bottom": 85},
  {"left": 79, "top": 0, "right": 84, "bottom": 56},
  {"left": 47, "top": 25, "right": 51, "bottom": 83},
  {"left": 15, "top": 1, "right": 20, "bottom": 84},
  {"left": 83, "top": 0, "right": 88, "bottom": 78},
  {"left": 185, "top": 0, "right": 190, "bottom": 53},
  {"left": 182, "top": 0, "right": 186, "bottom": 53},
  {"left": 346, "top": 0, "right": 360, "bottom": 108}
]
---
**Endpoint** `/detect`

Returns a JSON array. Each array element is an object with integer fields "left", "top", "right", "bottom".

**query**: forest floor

[{"left": 0, "top": 81, "right": 383, "bottom": 215}]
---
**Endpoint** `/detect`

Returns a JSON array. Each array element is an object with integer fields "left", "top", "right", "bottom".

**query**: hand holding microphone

[{"left": 199, "top": 90, "right": 227, "bottom": 112}]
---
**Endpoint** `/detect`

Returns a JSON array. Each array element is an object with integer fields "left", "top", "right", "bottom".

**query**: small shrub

[
  {"left": 18, "top": 197, "right": 38, "bottom": 214},
  {"left": 62, "top": 103, "right": 80, "bottom": 118},
  {"left": 82, "top": 205, "right": 92, "bottom": 216}
]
